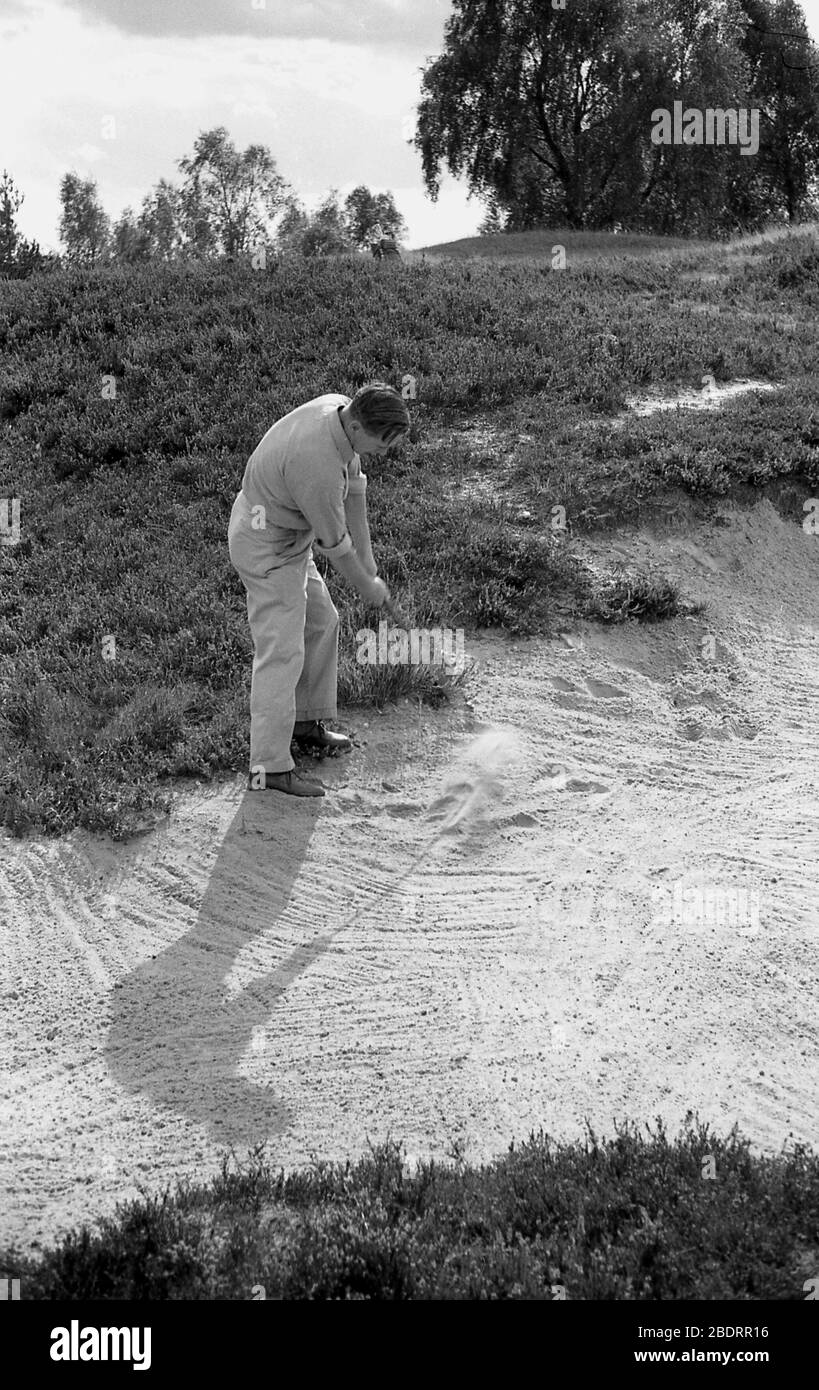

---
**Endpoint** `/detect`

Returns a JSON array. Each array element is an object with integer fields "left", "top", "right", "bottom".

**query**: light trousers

[{"left": 227, "top": 491, "right": 339, "bottom": 774}]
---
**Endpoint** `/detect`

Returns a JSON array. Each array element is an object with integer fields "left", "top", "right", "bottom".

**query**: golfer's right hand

[{"left": 364, "top": 576, "right": 389, "bottom": 608}]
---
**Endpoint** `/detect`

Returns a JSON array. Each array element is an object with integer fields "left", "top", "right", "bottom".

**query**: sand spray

[{"left": 288, "top": 727, "right": 526, "bottom": 970}]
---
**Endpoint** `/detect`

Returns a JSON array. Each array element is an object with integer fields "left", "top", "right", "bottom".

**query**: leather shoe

[
  {"left": 292, "top": 720, "right": 352, "bottom": 755},
  {"left": 247, "top": 770, "right": 325, "bottom": 797}
]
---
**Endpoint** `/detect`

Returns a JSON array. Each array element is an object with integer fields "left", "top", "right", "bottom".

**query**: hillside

[
  {"left": 1, "top": 230, "right": 818, "bottom": 839},
  {"left": 411, "top": 223, "right": 809, "bottom": 262},
  {"left": 413, "top": 226, "right": 705, "bottom": 260}
]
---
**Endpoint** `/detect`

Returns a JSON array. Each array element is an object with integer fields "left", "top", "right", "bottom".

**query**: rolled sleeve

[{"left": 314, "top": 531, "right": 354, "bottom": 560}]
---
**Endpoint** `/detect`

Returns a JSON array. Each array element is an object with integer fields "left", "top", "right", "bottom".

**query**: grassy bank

[
  {"left": 1, "top": 230, "right": 818, "bottom": 838},
  {"left": 2, "top": 1119, "right": 816, "bottom": 1300},
  {"left": 413, "top": 226, "right": 709, "bottom": 261}
]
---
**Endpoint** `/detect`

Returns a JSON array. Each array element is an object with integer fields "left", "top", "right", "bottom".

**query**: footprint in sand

[
  {"left": 537, "top": 766, "right": 608, "bottom": 795},
  {"left": 678, "top": 540, "right": 720, "bottom": 572},
  {"left": 553, "top": 693, "right": 587, "bottom": 711},
  {"left": 551, "top": 673, "right": 627, "bottom": 702},
  {"left": 727, "top": 718, "right": 760, "bottom": 741},
  {"left": 678, "top": 715, "right": 758, "bottom": 742},
  {"left": 584, "top": 677, "right": 627, "bottom": 700},
  {"left": 386, "top": 802, "right": 421, "bottom": 819},
  {"left": 672, "top": 688, "right": 727, "bottom": 712},
  {"left": 679, "top": 721, "right": 705, "bottom": 741},
  {"left": 614, "top": 658, "right": 653, "bottom": 678}
]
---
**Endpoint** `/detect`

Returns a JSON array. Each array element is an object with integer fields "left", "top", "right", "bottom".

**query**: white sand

[{"left": 1, "top": 496, "right": 817, "bottom": 1253}]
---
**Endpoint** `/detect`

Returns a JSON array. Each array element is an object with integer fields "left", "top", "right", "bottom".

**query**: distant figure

[{"left": 371, "top": 236, "right": 401, "bottom": 261}]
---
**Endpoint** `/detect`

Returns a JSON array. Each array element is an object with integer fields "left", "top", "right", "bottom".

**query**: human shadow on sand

[{"left": 105, "top": 793, "right": 332, "bottom": 1148}]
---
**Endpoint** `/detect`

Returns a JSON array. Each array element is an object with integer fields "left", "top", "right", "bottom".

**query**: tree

[
  {"left": 138, "top": 178, "right": 184, "bottom": 260},
  {"left": 176, "top": 126, "right": 290, "bottom": 257},
  {"left": 0, "top": 169, "right": 23, "bottom": 268},
  {"left": 300, "top": 190, "right": 353, "bottom": 257},
  {"left": 275, "top": 194, "right": 310, "bottom": 254},
  {"left": 478, "top": 193, "right": 505, "bottom": 234},
  {"left": 59, "top": 171, "right": 110, "bottom": 264},
  {"left": 738, "top": 0, "right": 819, "bottom": 222},
  {"left": 631, "top": 0, "right": 758, "bottom": 235},
  {"left": 343, "top": 185, "right": 407, "bottom": 249},
  {"left": 415, "top": 0, "right": 662, "bottom": 229},
  {"left": 276, "top": 190, "right": 354, "bottom": 257},
  {"left": 0, "top": 170, "right": 44, "bottom": 276},
  {"left": 111, "top": 206, "right": 152, "bottom": 264},
  {"left": 414, "top": 0, "right": 819, "bottom": 235}
]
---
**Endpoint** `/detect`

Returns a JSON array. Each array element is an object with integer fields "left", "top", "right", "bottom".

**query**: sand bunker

[{"left": 1, "top": 496, "right": 817, "bottom": 1254}]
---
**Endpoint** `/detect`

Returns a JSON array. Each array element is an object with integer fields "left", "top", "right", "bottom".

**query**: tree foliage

[
  {"left": 300, "top": 190, "right": 354, "bottom": 257},
  {"left": 0, "top": 170, "right": 46, "bottom": 277},
  {"left": 58, "top": 172, "right": 110, "bottom": 264},
  {"left": 343, "top": 186, "right": 408, "bottom": 247},
  {"left": 139, "top": 179, "right": 184, "bottom": 261},
  {"left": 273, "top": 185, "right": 407, "bottom": 257},
  {"left": 416, "top": 0, "right": 819, "bottom": 233},
  {"left": 176, "top": 126, "right": 290, "bottom": 257},
  {"left": 52, "top": 133, "right": 407, "bottom": 270},
  {"left": 738, "top": 0, "right": 819, "bottom": 221}
]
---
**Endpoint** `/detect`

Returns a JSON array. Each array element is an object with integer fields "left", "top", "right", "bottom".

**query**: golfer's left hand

[{"left": 384, "top": 595, "right": 412, "bottom": 629}]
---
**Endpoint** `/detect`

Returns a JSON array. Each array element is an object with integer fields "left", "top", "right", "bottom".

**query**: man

[
  {"left": 228, "top": 381, "right": 411, "bottom": 798},
  {"left": 370, "top": 235, "right": 401, "bottom": 262}
]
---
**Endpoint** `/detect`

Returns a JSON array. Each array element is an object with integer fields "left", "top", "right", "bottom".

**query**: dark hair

[{"left": 349, "top": 381, "right": 411, "bottom": 444}]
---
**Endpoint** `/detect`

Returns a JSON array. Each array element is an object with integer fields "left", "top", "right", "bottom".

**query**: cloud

[
  {"left": 72, "top": 142, "right": 106, "bottom": 163},
  {"left": 2, "top": 0, "right": 471, "bottom": 255},
  {"left": 0, "top": 0, "right": 36, "bottom": 38},
  {"left": 231, "top": 97, "right": 280, "bottom": 122},
  {"left": 58, "top": 0, "right": 448, "bottom": 50}
]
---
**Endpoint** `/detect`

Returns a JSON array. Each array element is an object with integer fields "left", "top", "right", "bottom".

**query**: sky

[{"left": 2, "top": 0, "right": 819, "bottom": 254}]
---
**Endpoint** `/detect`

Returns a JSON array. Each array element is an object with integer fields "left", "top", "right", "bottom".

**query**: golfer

[{"left": 228, "top": 382, "right": 411, "bottom": 798}]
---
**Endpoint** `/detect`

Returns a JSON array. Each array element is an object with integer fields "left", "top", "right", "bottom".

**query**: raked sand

[{"left": 1, "top": 496, "right": 817, "bottom": 1254}]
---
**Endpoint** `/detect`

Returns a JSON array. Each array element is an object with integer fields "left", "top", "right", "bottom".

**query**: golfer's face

[{"left": 357, "top": 427, "right": 407, "bottom": 459}]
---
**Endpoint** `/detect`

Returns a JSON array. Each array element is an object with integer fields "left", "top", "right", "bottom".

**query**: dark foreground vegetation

[{"left": 1, "top": 1119, "right": 816, "bottom": 1300}]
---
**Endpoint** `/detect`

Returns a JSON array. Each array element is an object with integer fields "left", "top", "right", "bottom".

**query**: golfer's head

[{"left": 348, "top": 381, "right": 411, "bottom": 458}]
